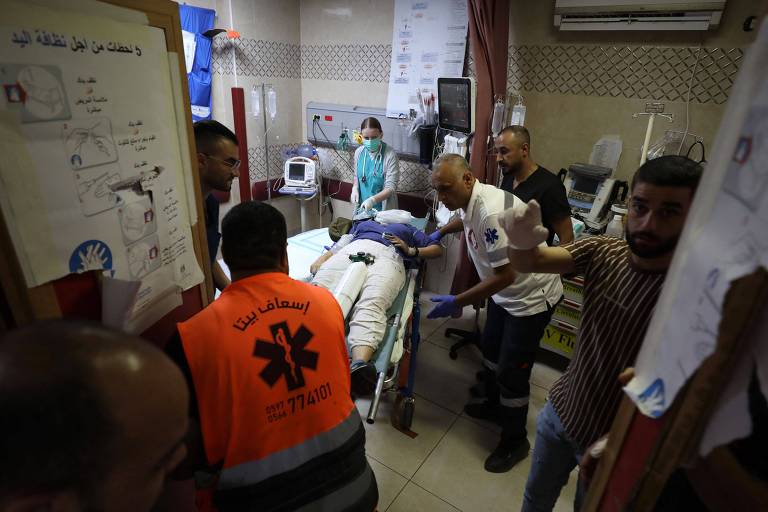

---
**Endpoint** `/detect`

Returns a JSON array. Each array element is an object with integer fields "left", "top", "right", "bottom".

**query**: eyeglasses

[{"left": 204, "top": 154, "right": 241, "bottom": 170}]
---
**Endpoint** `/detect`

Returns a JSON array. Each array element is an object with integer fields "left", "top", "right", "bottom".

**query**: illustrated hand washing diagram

[
  {"left": 1, "top": 60, "right": 162, "bottom": 283},
  {"left": 0, "top": 19, "right": 205, "bottom": 332}
]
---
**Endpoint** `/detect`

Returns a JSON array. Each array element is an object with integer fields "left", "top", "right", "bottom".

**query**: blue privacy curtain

[{"left": 179, "top": 4, "right": 216, "bottom": 121}]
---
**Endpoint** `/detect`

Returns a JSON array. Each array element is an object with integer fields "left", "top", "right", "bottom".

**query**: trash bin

[{"left": 418, "top": 125, "right": 437, "bottom": 165}]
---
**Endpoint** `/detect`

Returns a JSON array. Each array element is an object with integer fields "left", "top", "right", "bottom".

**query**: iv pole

[
  {"left": 258, "top": 83, "right": 273, "bottom": 200},
  {"left": 251, "top": 83, "right": 274, "bottom": 200},
  {"left": 634, "top": 110, "right": 674, "bottom": 166}
]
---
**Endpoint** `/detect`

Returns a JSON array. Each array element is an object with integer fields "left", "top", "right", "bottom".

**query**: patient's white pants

[{"left": 312, "top": 239, "right": 406, "bottom": 353}]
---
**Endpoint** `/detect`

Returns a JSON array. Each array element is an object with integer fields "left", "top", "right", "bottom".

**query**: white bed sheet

[{"left": 217, "top": 228, "right": 333, "bottom": 288}]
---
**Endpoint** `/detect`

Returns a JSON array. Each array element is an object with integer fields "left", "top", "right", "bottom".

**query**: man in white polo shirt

[{"left": 428, "top": 154, "right": 563, "bottom": 473}]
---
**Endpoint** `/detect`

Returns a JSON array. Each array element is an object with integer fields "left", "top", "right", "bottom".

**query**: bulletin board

[{"left": 0, "top": 0, "right": 213, "bottom": 343}]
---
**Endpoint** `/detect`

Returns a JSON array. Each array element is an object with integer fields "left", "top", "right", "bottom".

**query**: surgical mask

[{"left": 363, "top": 137, "right": 381, "bottom": 152}]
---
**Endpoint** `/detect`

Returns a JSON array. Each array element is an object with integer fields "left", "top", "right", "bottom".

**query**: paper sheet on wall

[
  {"left": 181, "top": 30, "right": 196, "bottom": 74},
  {"left": 0, "top": 1, "right": 204, "bottom": 324},
  {"left": 624, "top": 18, "right": 768, "bottom": 419},
  {"left": 386, "top": 0, "right": 468, "bottom": 119}
]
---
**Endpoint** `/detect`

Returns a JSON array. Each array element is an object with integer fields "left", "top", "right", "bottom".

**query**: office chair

[{"left": 446, "top": 299, "right": 484, "bottom": 360}]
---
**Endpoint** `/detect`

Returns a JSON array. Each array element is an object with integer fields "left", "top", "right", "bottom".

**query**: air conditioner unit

[{"left": 554, "top": 1, "right": 726, "bottom": 31}]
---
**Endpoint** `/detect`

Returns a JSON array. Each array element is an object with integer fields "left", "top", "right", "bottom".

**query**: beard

[
  {"left": 625, "top": 227, "right": 679, "bottom": 259},
  {"left": 498, "top": 160, "right": 521, "bottom": 176}
]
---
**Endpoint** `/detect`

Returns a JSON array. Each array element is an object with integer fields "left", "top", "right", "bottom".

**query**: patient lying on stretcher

[{"left": 310, "top": 218, "right": 443, "bottom": 396}]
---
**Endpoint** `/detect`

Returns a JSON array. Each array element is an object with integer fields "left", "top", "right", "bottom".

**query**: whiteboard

[{"left": 386, "top": 0, "right": 468, "bottom": 119}]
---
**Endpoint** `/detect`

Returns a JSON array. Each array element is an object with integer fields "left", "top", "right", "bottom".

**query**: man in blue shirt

[{"left": 310, "top": 219, "right": 443, "bottom": 396}]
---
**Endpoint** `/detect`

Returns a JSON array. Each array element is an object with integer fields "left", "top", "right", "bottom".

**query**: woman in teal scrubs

[{"left": 350, "top": 117, "right": 400, "bottom": 211}]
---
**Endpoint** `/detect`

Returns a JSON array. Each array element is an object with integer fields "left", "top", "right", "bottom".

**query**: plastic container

[
  {"left": 605, "top": 214, "right": 623, "bottom": 238},
  {"left": 605, "top": 204, "right": 628, "bottom": 238}
]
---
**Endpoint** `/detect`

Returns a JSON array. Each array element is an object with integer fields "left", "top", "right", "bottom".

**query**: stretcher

[{"left": 286, "top": 217, "right": 427, "bottom": 428}]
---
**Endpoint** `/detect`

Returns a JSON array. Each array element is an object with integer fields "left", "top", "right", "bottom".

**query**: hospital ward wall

[
  {"left": 507, "top": 0, "right": 757, "bottom": 183},
  {"left": 187, "top": 0, "right": 322, "bottom": 240},
  {"left": 298, "top": 0, "right": 437, "bottom": 210},
  {"left": 299, "top": 0, "right": 460, "bottom": 294}
]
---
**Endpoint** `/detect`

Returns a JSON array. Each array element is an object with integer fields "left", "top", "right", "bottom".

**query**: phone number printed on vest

[{"left": 265, "top": 382, "right": 333, "bottom": 423}]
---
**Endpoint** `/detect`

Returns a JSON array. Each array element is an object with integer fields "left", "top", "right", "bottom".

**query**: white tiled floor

[{"left": 358, "top": 292, "right": 578, "bottom": 512}]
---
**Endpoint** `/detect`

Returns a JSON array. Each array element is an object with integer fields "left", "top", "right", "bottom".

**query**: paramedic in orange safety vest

[{"left": 165, "top": 201, "right": 378, "bottom": 511}]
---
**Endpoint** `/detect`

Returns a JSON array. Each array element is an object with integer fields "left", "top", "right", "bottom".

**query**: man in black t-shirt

[{"left": 496, "top": 126, "right": 572, "bottom": 246}]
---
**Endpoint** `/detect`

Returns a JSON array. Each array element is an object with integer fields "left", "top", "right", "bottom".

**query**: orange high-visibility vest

[{"left": 179, "top": 272, "right": 376, "bottom": 510}]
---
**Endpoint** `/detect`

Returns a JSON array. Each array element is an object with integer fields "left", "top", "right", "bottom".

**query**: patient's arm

[
  {"left": 310, "top": 252, "right": 333, "bottom": 275},
  {"left": 388, "top": 233, "right": 444, "bottom": 259}
]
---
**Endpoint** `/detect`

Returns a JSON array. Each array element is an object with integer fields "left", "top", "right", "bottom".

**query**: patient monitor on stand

[
  {"left": 279, "top": 156, "right": 319, "bottom": 233},
  {"left": 563, "top": 163, "right": 627, "bottom": 231},
  {"left": 282, "top": 156, "right": 317, "bottom": 191}
]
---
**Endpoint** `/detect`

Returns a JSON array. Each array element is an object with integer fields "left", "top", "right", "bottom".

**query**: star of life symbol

[
  {"left": 485, "top": 228, "right": 499, "bottom": 245},
  {"left": 253, "top": 321, "right": 318, "bottom": 391}
]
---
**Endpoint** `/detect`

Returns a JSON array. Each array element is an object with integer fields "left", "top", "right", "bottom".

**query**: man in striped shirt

[{"left": 502, "top": 156, "right": 703, "bottom": 511}]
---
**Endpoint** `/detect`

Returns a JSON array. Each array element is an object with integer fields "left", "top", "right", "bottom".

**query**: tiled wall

[
  {"left": 201, "top": 0, "right": 313, "bottom": 234},
  {"left": 300, "top": 43, "right": 391, "bottom": 82},
  {"left": 506, "top": 0, "right": 755, "bottom": 182},
  {"left": 298, "top": 0, "right": 432, "bottom": 196},
  {"left": 507, "top": 45, "right": 743, "bottom": 105},
  {"left": 191, "top": 0, "right": 756, "bottom": 216},
  {"left": 205, "top": 0, "right": 433, "bottom": 207}
]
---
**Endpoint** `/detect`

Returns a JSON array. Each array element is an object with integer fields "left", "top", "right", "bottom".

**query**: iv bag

[
  {"left": 491, "top": 100, "right": 505, "bottom": 136},
  {"left": 266, "top": 86, "right": 277, "bottom": 121},
  {"left": 511, "top": 104, "right": 526, "bottom": 126},
  {"left": 251, "top": 86, "right": 260, "bottom": 118}
]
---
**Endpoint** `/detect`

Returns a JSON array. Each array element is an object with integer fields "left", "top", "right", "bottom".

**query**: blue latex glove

[
  {"left": 427, "top": 295, "right": 463, "bottom": 319},
  {"left": 428, "top": 230, "right": 443, "bottom": 243}
]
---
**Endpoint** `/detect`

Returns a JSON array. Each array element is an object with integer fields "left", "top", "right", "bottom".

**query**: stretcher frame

[{"left": 362, "top": 216, "right": 428, "bottom": 427}]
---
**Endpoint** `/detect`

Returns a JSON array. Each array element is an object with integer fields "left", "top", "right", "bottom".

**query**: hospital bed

[{"left": 217, "top": 218, "right": 427, "bottom": 428}]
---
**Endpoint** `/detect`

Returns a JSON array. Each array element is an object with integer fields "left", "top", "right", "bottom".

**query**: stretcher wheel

[
  {"left": 449, "top": 349, "right": 458, "bottom": 360},
  {"left": 400, "top": 397, "right": 415, "bottom": 429}
]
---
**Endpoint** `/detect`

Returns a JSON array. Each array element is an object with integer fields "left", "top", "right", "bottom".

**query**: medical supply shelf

[{"left": 539, "top": 275, "right": 583, "bottom": 364}]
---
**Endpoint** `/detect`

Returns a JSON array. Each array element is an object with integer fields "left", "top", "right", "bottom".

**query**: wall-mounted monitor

[{"left": 437, "top": 77, "right": 476, "bottom": 134}]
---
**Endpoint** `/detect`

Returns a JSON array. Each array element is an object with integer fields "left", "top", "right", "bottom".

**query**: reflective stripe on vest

[
  {"left": 293, "top": 462, "right": 377, "bottom": 512},
  {"left": 218, "top": 410, "right": 361, "bottom": 489}
]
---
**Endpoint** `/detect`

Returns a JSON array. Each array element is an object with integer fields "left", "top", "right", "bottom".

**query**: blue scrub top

[{"left": 356, "top": 143, "right": 387, "bottom": 210}]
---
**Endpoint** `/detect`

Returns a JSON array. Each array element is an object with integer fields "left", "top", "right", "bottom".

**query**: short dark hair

[
  {"left": 631, "top": 155, "right": 703, "bottom": 193},
  {"left": 193, "top": 120, "right": 239, "bottom": 154},
  {"left": 500, "top": 125, "right": 530, "bottom": 146},
  {"left": 360, "top": 117, "right": 382, "bottom": 132},
  {"left": 221, "top": 201, "right": 287, "bottom": 272},
  {"left": 0, "top": 321, "right": 118, "bottom": 502}
]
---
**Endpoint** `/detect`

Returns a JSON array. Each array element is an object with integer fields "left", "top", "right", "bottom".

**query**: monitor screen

[
  {"left": 438, "top": 80, "right": 470, "bottom": 132},
  {"left": 572, "top": 176, "right": 600, "bottom": 195},
  {"left": 288, "top": 163, "right": 306, "bottom": 181}
]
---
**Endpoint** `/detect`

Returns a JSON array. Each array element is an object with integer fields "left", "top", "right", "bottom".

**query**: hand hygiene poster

[
  {"left": 386, "top": 0, "right": 468, "bottom": 119},
  {"left": 0, "top": 1, "right": 204, "bottom": 328}
]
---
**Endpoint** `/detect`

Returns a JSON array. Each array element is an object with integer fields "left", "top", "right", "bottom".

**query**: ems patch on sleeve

[{"left": 484, "top": 227, "right": 499, "bottom": 247}]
